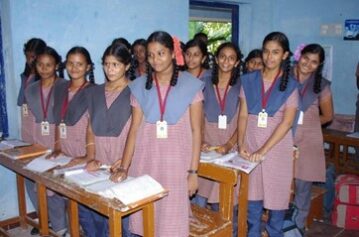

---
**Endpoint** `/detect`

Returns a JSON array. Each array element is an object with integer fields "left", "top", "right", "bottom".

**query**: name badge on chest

[
  {"left": 297, "top": 111, "right": 304, "bottom": 125},
  {"left": 218, "top": 115, "right": 227, "bottom": 129},
  {"left": 41, "top": 121, "right": 50, "bottom": 136},
  {"left": 156, "top": 120, "right": 168, "bottom": 139},
  {"left": 257, "top": 110, "right": 268, "bottom": 128},
  {"left": 59, "top": 122, "right": 67, "bottom": 139},
  {"left": 22, "top": 104, "right": 29, "bottom": 117}
]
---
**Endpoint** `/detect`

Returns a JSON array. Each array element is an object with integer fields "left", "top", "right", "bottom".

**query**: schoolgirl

[
  {"left": 243, "top": 49, "right": 263, "bottom": 74},
  {"left": 111, "top": 31, "right": 204, "bottom": 237},
  {"left": 194, "top": 41, "right": 242, "bottom": 236},
  {"left": 238, "top": 32, "right": 299, "bottom": 237},
  {"left": 131, "top": 38, "right": 147, "bottom": 78},
  {"left": 291, "top": 44, "right": 333, "bottom": 232},
  {"left": 51, "top": 46, "right": 96, "bottom": 166},
  {"left": 78, "top": 43, "right": 133, "bottom": 237},
  {"left": 18, "top": 38, "right": 46, "bottom": 143},
  {"left": 196, "top": 41, "right": 241, "bottom": 200},
  {"left": 183, "top": 38, "right": 209, "bottom": 80},
  {"left": 24, "top": 46, "right": 68, "bottom": 235}
]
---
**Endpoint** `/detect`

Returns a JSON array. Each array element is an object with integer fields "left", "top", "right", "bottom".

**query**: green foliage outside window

[{"left": 189, "top": 21, "right": 232, "bottom": 54}]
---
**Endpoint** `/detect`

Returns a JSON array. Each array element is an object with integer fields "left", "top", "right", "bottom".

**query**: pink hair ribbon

[{"left": 172, "top": 36, "right": 184, "bottom": 66}]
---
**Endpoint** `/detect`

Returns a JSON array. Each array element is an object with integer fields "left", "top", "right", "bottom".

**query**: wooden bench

[
  {"left": 190, "top": 162, "right": 238, "bottom": 237},
  {"left": 0, "top": 153, "right": 166, "bottom": 237},
  {"left": 322, "top": 128, "right": 359, "bottom": 175}
]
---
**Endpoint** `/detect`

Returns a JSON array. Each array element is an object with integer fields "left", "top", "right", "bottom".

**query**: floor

[
  {"left": 305, "top": 221, "right": 359, "bottom": 237},
  {"left": 5, "top": 221, "right": 359, "bottom": 237}
]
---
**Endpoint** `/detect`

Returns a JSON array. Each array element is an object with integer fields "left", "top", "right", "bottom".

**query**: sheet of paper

[
  {"left": 65, "top": 169, "right": 111, "bottom": 186},
  {"left": 107, "top": 175, "right": 164, "bottom": 205},
  {"left": 53, "top": 163, "right": 86, "bottom": 176},
  {"left": 200, "top": 150, "right": 223, "bottom": 162},
  {"left": 84, "top": 175, "right": 165, "bottom": 206},
  {"left": 24, "top": 154, "right": 72, "bottom": 173},
  {"left": 214, "top": 153, "right": 260, "bottom": 174}
]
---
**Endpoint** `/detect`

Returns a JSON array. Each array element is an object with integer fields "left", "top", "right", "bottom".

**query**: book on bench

[
  {"left": 24, "top": 154, "right": 72, "bottom": 173},
  {"left": 1, "top": 143, "right": 51, "bottom": 160},
  {"left": 200, "top": 151, "right": 261, "bottom": 174},
  {"left": 0, "top": 139, "right": 31, "bottom": 151},
  {"left": 63, "top": 168, "right": 166, "bottom": 209}
]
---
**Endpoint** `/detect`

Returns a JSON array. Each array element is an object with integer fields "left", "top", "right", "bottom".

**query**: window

[{"left": 189, "top": 0, "right": 239, "bottom": 53}]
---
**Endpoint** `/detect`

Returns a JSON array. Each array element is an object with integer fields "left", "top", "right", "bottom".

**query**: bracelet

[
  {"left": 116, "top": 166, "right": 128, "bottom": 173},
  {"left": 54, "top": 140, "right": 60, "bottom": 144},
  {"left": 187, "top": 169, "right": 198, "bottom": 174},
  {"left": 85, "top": 142, "right": 95, "bottom": 147}
]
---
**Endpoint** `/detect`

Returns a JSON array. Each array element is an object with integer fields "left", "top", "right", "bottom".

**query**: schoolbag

[
  {"left": 281, "top": 204, "right": 304, "bottom": 237},
  {"left": 331, "top": 174, "right": 359, "bottom": 230}
]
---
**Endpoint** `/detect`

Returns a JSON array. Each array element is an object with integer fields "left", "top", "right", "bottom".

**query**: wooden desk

[
  {"left": 197, "top": 162, "right": 249, "bottom": 237},
  {"left": 322, "top": 128, "right": 359, "bottom": 175},
  {"left": 0, "top": 154, "right": 167, "bottom": 237}
]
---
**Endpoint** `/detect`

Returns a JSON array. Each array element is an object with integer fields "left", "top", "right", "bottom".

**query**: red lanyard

[
  {"left": 154, "top": 74, "right": 172, "bottom": 121},
  {"left": 215, "top": 81, "right": 230, "bottom": 115},
  {"left": 296, "top": 67, "right": 310, "bottom": 97},
  {"left": 60, "top": 81, "right": 87, "bottom": 121},
  {"left": 39, "top": 82, "right": 54, "bottom": 120},
  {"left": 261, "top": 70, "right": 281, "bottom": 110}
]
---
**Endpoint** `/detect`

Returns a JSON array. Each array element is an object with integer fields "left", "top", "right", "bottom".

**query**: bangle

[
  {"left": 85, "top": 142, "right": 95, "bottom": 147},
  {"left": 187, "top": 169, "right": 198, "bottom": 174},
  {"left": 117, "top": 166, "right": 128, "bottom": 173}
]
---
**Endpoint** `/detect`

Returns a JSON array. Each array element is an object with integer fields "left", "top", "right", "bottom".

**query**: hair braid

[
  {"left": 313, "top": 64, "right": 323, "bottom": 94},
  {"left": 88, "top": 63, "right": 95, "bottom": 84},
  {"left": 230, "top": 64, "right": 241, "bottom": 86},
  {"left": 145, "top": 62, "right": 153, "bottom": 90},
  {"left": 211, "top": 62, "right": 219, "bottom": 85},
  {"left": 128, "top": 58, "right": 136, "bottom": 81},
  {"left": 57, "top": 61, "right": 65, "bottom": 79},
  {"left": 170, "top": 59, "right": 179, "bottom": 86},
  {"left": 279, "top": 58, "right": 291, "bottom": 91}
]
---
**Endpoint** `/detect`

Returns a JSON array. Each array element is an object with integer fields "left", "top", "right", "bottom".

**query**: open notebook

[
  {"left": 24, "top": 154, "right": 72, "bottom": 173},
  {"left": 200, "top": 151, "right": 261, "bottom": 174},
  {"left": 63, "top": 168, "right": 166, "bottom": 208}
]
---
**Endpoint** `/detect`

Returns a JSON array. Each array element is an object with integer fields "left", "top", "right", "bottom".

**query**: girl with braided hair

[
  {"left": 195, "top": 41, "right": 242, "bottom": 237},
  {"left": 184, "top": 38, "right": 209, "bottom": 80},
  {"left": 238, "top": 32, "right": 299, "bottom": 237},
  {"left": 110, "top": 31, "right": 203, "bottom": 237},
  {"left": 18, "top": 38, "right": 46, "bottom": 144},
  {"left": 291, "top": 43, "right": 333, "bottom": 233},
  {"left": 24, "top": 46, "right": 68, "bottom": 235},
  {"left": 131, "top": 38, "right": 147, "bottom": 78}
]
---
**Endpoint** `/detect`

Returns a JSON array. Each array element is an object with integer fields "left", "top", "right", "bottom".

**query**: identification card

[
  {"left": 41, "top": 121, "right": 50, "bottom": 136},
  {"left": 156, "top": 120, "right": 168, "bottom": 139},
  {"left": 297, "top": 111, "right": 304, "bottom": 125},
  {"left": 218, "top": 115, "right": 227, "bottom": 129},
  {"left": 59, "top": 122, "right": 67, "bottom": 139},
  {"left": 22, "top": 104, "right": 29, "bottom": 116},
  {"left": 257, "top": 110, "right": 268, "bottom": 128}
]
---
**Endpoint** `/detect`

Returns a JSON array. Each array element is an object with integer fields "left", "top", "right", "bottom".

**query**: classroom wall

[
  {"left": 236, "top": 0, "right": 359, "bottom": 114},
  {"left": 1, "top": 0, "right": 358, "bottom": 220},
  {"left": 0, "top": 0, "right": 189, "bottom": 220}
]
